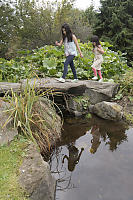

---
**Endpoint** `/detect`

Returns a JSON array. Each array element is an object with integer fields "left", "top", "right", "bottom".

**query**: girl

[
  {"left": 55, "top": 23, "right": 83, "bottom": 83},
  {"left": 91, "top": 35, "right": 104, "bottom": 82}
]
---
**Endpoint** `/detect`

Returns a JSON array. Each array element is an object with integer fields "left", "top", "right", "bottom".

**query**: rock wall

[{"left": 19, "top": 143, "right": 56, "bottom": 200}]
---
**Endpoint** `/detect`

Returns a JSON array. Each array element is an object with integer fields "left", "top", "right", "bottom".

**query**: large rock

[
  {"left": 31, "top": 97, "right": 62, "bottom": 154},
  {"left": 0, "top": 82, "right": 21, "bottom": 95},
  {"left": 19, "top": 143, "right": 56, "bottom": 200},
  {"left": 0, "top": 99, "right": 18, "bottom": 145},
  {"left": 89, "top": 101, "right": 123, "bottom": 121}
]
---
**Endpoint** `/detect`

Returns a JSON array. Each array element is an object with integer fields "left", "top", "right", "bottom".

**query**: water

[{"left": 48, "top": 116, "right": 133, "bottom": 200}]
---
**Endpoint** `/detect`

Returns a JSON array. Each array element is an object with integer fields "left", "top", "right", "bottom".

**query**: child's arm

[
  {"left": 55, "top": 39, "right": 63, "bottom": 47},
  {"left": 72, "top": 35, "right": 83, "bottom": 57},
  {"left": 97, "top": 45, "right": 104, "bottom": 54}
]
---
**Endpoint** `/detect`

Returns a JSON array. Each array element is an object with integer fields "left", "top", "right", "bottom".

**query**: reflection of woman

[
  {"left": 90, "top": 125, "right": 101, "bottom": 154},
  {"left": 62, "top": 145, "right": 84, "bottom": 171}
]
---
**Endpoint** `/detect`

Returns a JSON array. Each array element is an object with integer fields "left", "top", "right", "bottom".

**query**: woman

[{"left": 55, "top": 23, "right": 83, "bottom": 83}]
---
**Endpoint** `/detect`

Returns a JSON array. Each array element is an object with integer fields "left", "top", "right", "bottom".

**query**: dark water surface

[{"left": 48, "top": 116, "right": 133, "bottom": 200}]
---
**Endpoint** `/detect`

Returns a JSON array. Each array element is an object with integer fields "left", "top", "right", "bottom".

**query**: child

[
  {"left": 91, "top": 35, "right": 104, "bottom": 82},
  {"left": 55, "top": 23, "right": 83, "bottom": 83}
]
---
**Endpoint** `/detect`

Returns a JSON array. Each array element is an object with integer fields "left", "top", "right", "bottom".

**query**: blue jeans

[{"left": 62, "top": 55, "right": 77, "bottom": 79}]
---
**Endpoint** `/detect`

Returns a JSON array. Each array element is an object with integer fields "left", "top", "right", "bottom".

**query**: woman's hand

[
  {"left": 55, "top": 39, "right": 63, "bottom": 47},
  {"left": 55, "top": 41, "right": 59, "bottom": 46}
]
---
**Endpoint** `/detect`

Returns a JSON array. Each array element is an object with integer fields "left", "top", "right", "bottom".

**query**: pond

[{"left": 47, "top": 116, "right": 133, "bottom": 200}]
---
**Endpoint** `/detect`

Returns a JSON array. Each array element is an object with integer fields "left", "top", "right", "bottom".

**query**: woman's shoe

[
  {"left": 71, "top": 79, "right": 78, "bottom": 83},
  {"left": 56, "top": 77, "right": 65, "bottom": 83}
]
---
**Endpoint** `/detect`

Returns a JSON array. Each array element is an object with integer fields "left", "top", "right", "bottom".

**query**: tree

[
  {"left": 16, "top": 0, "right": 54, "bottom": 48},
  {"left": 83, "top": 5, "right": 97, "bottom": 28},
  {"left": 69, "top": 8, "right": 92, "bottom": 42},
  {"left": 95, "top": 0, "right": 133, "bottom": 65},
  {"left": 53, "top": 0, "right": 75, "bottom": 39},
  {"left": 0, "top": 0, "right": 94, "bottom": 58},
  {"left": 0, "top": 1, "right": 19, "bottom": 58}
]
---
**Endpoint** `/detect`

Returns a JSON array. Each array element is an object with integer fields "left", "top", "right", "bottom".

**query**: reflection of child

[
  {"left": 91, "top": 35, "right": 104, "bottom": 82},
  {"left": 90, "top": 125, "right": 101, "bottom": 154},
  {"left": 62, "top": 145, "right": 84, "bottom": 171}
]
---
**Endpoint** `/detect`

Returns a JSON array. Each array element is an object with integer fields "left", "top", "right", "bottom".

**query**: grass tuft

[{"left": 3, "top": 79, "right": 62, "bottom": 153}]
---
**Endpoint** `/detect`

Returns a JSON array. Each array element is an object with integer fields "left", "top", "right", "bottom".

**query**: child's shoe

[
  {"left": 98, "top": 78, "right": 103, "bottom": 82},
  {"left": 71, "top": 79, "right": 78, "bottom": 83},
  {"left": 56, "top": 77, "right": 65, "bottom": 83},
  {"left": 92, "top": 76, "right": 98, "bottom": 80}
]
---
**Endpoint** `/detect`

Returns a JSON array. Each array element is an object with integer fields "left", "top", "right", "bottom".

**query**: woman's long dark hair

[
  {"left": 61, "top": 23, "right": 73, "bottom": 42},
  {"left": 91, "top": 35, "right": 100, "bottom": 47}
]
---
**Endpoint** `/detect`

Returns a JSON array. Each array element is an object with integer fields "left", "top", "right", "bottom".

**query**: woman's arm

[
  {"left": 97, "top": 45, "right": 104, "bottom": 54},
  {"left": 72, "top": 35, "right": 83, "bottom": 57},
  {"left": 55, "top": 39, "right": 63, "bottom": 47}
]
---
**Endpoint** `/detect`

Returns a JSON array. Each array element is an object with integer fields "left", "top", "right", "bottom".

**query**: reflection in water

[
  {"left": 47, "top": 116, "right": 132, "bottom": 200},
  {"left": 89, "top": 125, "right": 101, "bottom": 154},
  {"left": 89, "top": 116, "right": 128, "bottom": 152},
  {"left": 88, "top": 120, "right": 128, "bottom": 154},
  {"left": 62, "top": 144, "right": 84, "bottom": 171},
  {"left": 57, "top": 115, "right": 128, "bottom": 153}
]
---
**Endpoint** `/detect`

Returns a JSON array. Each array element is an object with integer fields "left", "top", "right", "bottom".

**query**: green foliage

[
  {"left": 95, "top": 0, "right": 133, "bottom": 64},
  {"left": 86, "top": 113, "right": 92, "bottom": 119},
  {"left": 0, "top": 41, "right": 129, "bottom": 82},
  {"left": 0, "top": 58, "right": 33, "bottom": 82},
  {"left": 114, "top": 70, "right": 133, "bottom": 99},
  {"left": 1, "top": 0, "right": 133, "bottom": 66},
  {"left": 0, "top": 1, "right": 19, "bottom": 58},
  {"left": 82, "top": 5, "right": 97, "bottom": 27},
  {"left": 74, "top": 96, "right": 90, "bottom": 110},
  {"left": 124, "top": 112, "right": 133, "bottom": 124}
]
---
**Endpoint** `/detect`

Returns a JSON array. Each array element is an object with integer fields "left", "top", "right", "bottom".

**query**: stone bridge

[{"left": 0, "top": 77, "right": 119, "bottom": 104}]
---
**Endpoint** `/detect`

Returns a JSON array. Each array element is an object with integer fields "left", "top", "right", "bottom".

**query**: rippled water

[{"left": 48, "top": 116, "right": 133, "bottom": 200}]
